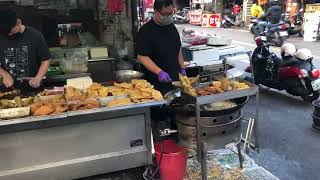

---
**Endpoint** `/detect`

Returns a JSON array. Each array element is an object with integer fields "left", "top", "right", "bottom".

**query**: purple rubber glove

[
  {"left": 158, "top": 71, "right": 172, "bottom": 83},
  {"left": 180, "top": 68, "right": 187, "bottom": 76}
]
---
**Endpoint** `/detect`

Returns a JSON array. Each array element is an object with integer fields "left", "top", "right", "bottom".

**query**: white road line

[
  {"left": 223, "top": 28, "right": 250, "bottom": 33},
  {"left": 232, "top": 40, "right": 281, "bottom": 52}
]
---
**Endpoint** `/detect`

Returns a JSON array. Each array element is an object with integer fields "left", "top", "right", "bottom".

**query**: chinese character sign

[{"left": 202, "top": 14, "right": 221, "bottom": 27}]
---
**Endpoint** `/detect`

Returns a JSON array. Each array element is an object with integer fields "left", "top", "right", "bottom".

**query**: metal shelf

[{"left": 182, "top": 81, "right": 260, "bottom": 180}]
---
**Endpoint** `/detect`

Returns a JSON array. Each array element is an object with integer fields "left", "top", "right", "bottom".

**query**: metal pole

[
  {"left": 254, "top": 91, "right": 260, "bottom": 153},
  {"left": 215, "top": 0, "right": 217, "bottom": 13},
  {"left": 196, "top": 104, "right": 207, "bottom": 180}
]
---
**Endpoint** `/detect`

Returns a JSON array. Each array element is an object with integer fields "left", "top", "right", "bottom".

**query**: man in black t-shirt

[
  {"left": 0, "top": 8, "right": 50, "bottom": 92},
  {"left": 136, "top": 0, "right": 185, "bottom": 94}
]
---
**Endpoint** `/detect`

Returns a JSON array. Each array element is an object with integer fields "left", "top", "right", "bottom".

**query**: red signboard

[
  {"left": 202, "top": 14, "right": 221, "bottom": 27},
  {"left": 189, "top": 12, "right": 202, "bottom": 25}
]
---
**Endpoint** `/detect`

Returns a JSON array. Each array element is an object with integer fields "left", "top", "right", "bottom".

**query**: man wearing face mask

[
  {"left": 136, "top": 0, "right": 185, "bottom": 139},
  {"left": 0, "top": 8, "right": 50, "bottom": 93},
  {"left": 136, "top": 0, "right": 185, "bottom": 95}
]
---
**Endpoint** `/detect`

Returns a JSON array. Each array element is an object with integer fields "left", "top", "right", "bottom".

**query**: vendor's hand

[
  {"left": 2, "top": 73, "right": 14, "bottom": 88},
  {"left": 180, "top": 68, "right": 187, "bottom": 76},
  {"left": 157, "top": 71, "right": 172, "bottom": 83},
  {"left": 29, "top": 77, "right": 42, "bottom": 88}
]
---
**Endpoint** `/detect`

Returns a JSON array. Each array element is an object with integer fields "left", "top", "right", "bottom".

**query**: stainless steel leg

[
  {"left": 196, "top": 104, "right": 207, "bottom": 180},
  {"left": 202, "top": 142, "right": 208, "bottom": 180},
  {"left": 237, "top": 141, "right": 243, "bottom": 169},
  {"left": 254, "top": 92, "right": 260, "bottom": 153},
  {"left": 196, "top": 104, "right": 202, "bottom": 162}
]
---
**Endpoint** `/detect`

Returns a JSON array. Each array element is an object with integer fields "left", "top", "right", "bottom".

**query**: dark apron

[{"left": 0, "top": 79, "right": 44, "bottom": 96}]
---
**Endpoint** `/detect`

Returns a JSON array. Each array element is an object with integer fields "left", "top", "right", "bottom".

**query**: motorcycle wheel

[
  {"left": 299, "top": 29, "right": 304, "bottom": 37},
  {"left": 238, "top": 22, "right": 245, "bottom": 27},
  {"left": 253, "top": 27, "right": 262, "bottom": 37},
  {"left": 297, "top": 80, "right": 320, "bottom": 102},
  {"left": 222, "top": 22, "right": 229, "bottom": 28},
  {"left": 301, "top": 91, "right": 319, "bottom": 102},
  {"left": 275, "top": 37, "right": 284, "bottom": 47}
]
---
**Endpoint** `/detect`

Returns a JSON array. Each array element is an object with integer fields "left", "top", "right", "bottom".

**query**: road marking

[
  {"left": 232, "top": 40, "right": 281, "bottom": 52},
  {"left": 223, "top": 28, "right": 250, "bottom": 33}
]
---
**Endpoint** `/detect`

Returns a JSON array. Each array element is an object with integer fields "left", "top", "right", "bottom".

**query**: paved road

[
  {"left": 177, "top": 24, "right": 320, "bottom": 180},
  {"left": 176, "top": 24, "right": 320, "bottom": 66}
]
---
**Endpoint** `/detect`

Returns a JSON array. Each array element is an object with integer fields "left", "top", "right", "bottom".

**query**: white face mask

[{"left": 160, "top": 14, "right": 174, "bottom": 26}]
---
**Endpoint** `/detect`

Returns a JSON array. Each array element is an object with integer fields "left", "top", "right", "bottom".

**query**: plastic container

[{"left": 155, "top": 140, "right": 187, "bottom": 180}]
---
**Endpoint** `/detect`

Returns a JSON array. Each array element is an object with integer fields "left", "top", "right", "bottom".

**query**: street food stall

[
  {"left": 0, "top": 1, "right": 261, "bottom": 180},
  {"left": 0, "top": 78, "right": 166, "bottom": 180},
  {"left": 189, "top": 0, "right": 221, "bottom": 27}
]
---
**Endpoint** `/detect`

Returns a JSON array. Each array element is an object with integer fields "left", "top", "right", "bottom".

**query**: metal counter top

[{"left": 0, "top": 100, "right": 166, "bottom": 128}]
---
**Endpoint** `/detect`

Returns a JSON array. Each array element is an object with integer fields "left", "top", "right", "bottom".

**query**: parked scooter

[
  {"left": 255, "top": 21, "right": 290, "bottom": 46},
  {"left": 245, "top": 36, "right": 320, "bottom": 102},
  {"left": 282, "top": 8, "right": 304, "bottom": 37},
  {"left": 249, "top": 17, "right": 259, "bottom": 34},
  {"left": 222, "top": 13, "right": 245, "bottom": 28},
  {"left": 173, "top": 8, "right": 190, "bottom": 24}
]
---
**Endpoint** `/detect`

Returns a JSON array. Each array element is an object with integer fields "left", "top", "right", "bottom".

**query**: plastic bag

[
  {"left": 62, "top": 48, "right": 88, "bottom": 74},
  {"left": 181, "top": 28, "right": 210, "bottom": 45},
  {"left": 107, "top": 0, "right": 125, "bottom": 15}
]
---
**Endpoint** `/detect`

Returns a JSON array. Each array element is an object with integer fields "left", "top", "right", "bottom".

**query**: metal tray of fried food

[{"left": 181, "top": 78, "right": 258, "bottom": 105}]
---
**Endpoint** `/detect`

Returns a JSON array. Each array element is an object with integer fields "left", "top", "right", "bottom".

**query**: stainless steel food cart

[{"left": 0, "top": 101, "right": 165, "bottom": 180}]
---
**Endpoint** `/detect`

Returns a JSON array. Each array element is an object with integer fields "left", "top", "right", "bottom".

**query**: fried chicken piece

[
  {"left": 212, "top": 81, "right": 222, "bottom": 88},
  {"left": 33, "top": 104, "right": 55, "bottom": 116},
  {"left": 221, "top": 78, "right": 229, "bottom": 92},
  {"left": 98, "top": 87, "right": 109, "bottom": 97},
  {"left": 204, "top": 86, "right": 217, "bottom": 94},
  {"left": 89, "top": 82, "right": 103, "bottom": 90},
  {"left": 87, "top": 89, "right": 99, "bottom": 98},
  {"left": 31, "top": 103, "right": 43, "bottom": 114},
  {"left": 107, "top": 98, "right": 132, "bottom": 107},
  {"left": 151, "top": 90, "right": 163, "bottom": 100},
  {"left": 114, "top": 82, "right": 133, "bottom": 89},
  {"left": 52, "top": 104, "right": 68, "bottom": 114}
]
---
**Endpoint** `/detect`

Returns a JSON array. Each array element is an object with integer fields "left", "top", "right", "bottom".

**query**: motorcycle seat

[{"left": 268, "top": 22, "right": 285, "bottom": 28}]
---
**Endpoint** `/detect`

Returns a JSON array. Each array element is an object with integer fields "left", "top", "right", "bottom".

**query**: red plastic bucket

[{"left": 155, "top": 140, "right": 188, "bottom": 180}]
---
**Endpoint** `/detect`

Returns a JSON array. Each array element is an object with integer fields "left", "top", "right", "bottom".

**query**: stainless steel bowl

[{"left": 114, "top": 70, "right": 144, "bottom": 82}]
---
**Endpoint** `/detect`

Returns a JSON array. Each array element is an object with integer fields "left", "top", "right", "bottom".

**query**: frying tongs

[{"left": 164, "top": 89, "right": 181, "bottom": 105}]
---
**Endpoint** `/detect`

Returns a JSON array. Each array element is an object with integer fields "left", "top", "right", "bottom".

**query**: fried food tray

[{"left": 181, "top": 78, "right": 258, "bottom": 105}]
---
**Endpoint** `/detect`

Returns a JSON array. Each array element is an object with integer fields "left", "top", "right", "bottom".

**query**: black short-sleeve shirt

[
  {"left": 0, "top": 27, "right": 51, "bottom": 83},
  {"left": 136, "top": 19, "right": 181, "bottom": 89}
]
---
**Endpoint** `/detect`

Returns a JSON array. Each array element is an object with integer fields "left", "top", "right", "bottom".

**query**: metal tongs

[{"left": 164, "top": 89, "right": 181, "bottom": 105}]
